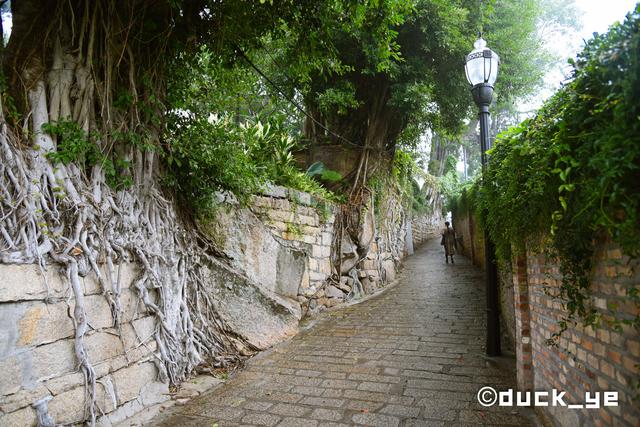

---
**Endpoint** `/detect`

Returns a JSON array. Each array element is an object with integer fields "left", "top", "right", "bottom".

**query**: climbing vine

[{"left": 473, "top": 6, "right": 640, "bottom": 336}]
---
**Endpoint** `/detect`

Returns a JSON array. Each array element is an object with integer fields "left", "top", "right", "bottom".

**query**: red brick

[
  {"left": 607, "top": 350, "right": 622, "bottom": 364},
  {"left": 622, "top": 357, "right": 638, "bottom": 374}
]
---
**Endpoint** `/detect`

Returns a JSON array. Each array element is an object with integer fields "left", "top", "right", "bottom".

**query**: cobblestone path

[{"left": 153, "top": 239, "right": 535, "bottom": 426}]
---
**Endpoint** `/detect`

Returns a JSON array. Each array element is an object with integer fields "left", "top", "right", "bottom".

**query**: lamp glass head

[{"left": 465, "top": 38, "right": 499, "bottom": 86}]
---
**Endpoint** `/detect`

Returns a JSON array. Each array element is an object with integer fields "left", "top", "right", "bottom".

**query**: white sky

[
  {"left": 526, "top": 0, "right": 638, "bottom": 110},
  {"left": 578, "top": 0, "right": 637, "bottom": 37}
]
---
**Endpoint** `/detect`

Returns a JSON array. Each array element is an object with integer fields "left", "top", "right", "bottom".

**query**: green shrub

[{"left": 166, "top": 115, "right": 337, "bottom": 216}]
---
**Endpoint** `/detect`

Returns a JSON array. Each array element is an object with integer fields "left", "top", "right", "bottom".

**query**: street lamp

[{"left": 464, "top": 37, "right": 501, "bottom": 357}]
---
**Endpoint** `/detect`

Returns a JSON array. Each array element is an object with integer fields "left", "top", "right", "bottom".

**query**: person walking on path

[{"left": 441, "top": 221, "right": 457, "bottom": 264}]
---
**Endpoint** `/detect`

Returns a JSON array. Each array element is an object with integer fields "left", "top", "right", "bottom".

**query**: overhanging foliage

[{"left": 470, "top": 6, "right": 639, "bottom": 335}]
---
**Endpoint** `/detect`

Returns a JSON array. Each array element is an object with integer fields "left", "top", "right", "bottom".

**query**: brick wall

[
  {"left": 522, "top": 239, "right": 640, "bottom": 426},
  {"left": 453, "top": 212, "right": 485, "bottom": 268},
  {"left": 0, "top": 185, "right": 442, "bottom": 425},
  {"left": 453, "top": 206, "right": 640, "bottom": 426}
]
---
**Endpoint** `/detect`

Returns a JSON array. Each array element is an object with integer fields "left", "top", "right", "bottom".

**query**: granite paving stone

[{"left": 152, "top": 239, "right": 535, "bottom": 426}]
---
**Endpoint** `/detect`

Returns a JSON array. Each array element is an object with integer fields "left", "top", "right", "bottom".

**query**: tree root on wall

[{"left": 0, "top": 12, "right": 251, "bottom": 421}]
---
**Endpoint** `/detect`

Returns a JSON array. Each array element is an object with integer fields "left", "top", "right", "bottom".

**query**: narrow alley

[{"left": 152, "top": 239, "right": 535, "bottom": 426}]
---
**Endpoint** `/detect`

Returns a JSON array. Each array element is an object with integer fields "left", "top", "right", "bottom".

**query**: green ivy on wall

[{"left": 469, "top": 6, "right": 640, "bottom": 336}]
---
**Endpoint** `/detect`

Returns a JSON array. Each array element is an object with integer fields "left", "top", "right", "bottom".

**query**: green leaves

[
  {"left": 42, "top": 120, "right": 137, "bottom": 190},
  {"left": 466, "top": 5, "right": 640, "bottom": 333},
  {"left": 165, "top": 114, "right": 336, "bottom": 216},
  {"left": 306, "top": 162, "right": 343, "bottom": 183}
]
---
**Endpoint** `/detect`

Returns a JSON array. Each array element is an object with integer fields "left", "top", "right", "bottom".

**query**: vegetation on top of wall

[
  {"left": 392, "top": 149, "right": 438, "bottom": 215},
  {"left": 166, "top": 114, "right": 337, "bottom": 216},
  {"left": 164, "top": 45, "right": 339, "bottom": 217},
  {"left": 469, "top": 6, "right": 640, "bottom": 336}
]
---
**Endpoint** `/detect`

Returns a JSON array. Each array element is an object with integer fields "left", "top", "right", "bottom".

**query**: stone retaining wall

[
  {"left": 0, "top": 185, "right": 440, "bottom": 425},
  {"left": 0, "top": 263, "right": 168, "bottom": 426},
  {"left": 250, "top": 186, "right": 336, "bottom": 302}
]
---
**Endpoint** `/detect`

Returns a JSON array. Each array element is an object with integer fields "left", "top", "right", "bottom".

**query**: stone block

[
  {"left": 298, "top": 269, "right": 310, "bottom": 293},
  {"left": 112, "top": 361, "right": 158, "bottom": 405},
  {"left": 31, "top": 338, "right": 77, "bottom": 382},
  {"left": 101, "top": 395, "right": 144, "bottom": 425},
  {"left": 300, "top": 225, "right": 321, "bottom": 236},
  {"left": 0, "top": 354, "right": 26, "bottom": 396},
  {"left": 323, "top": 214, "right": 336, "bottom": 224},
  {"left": 0, "top": 383, "right": 50, "bottom": 414},
  {"left": 140, "top": 377, "right": 170, "bottom": 406},
  {"left": 297, "top": 214, "right": 319, "bottom": 227},
  {"left": 121, "top": 316, "right": 157, "bottom": 352},
  {"left": 44, "top": 371, "right": 85, "bottom": 396},
  {"left": 0, "top": 264, "right": 66, "bottom": 302},
  {"left": 311, "top": 245, "right": 331, "bottom": 259},
  {"left": 84, "top": 330, "right": 125, "bottom": 364},
  {"left": 297, "top": 234, "right": 317, "bottom": 245},
  {"left": 7, "top": 301, "right": 73, "bottom": 347},
  {"left": 0, "top": 406, "right": 37, "bottom": 427},
  {"left": 321, "top": 232, "right": 333, "bottom": 246},
  {"left": 119, "top": 288, "right": 145, "bottom": 323},
  {"left": 251, "top": 196, "right": 273, "bottom": 208},
  {"left": 262, "top": 184, "right": 289, "bottom": 199},
  {"left": 318, "top": 259, "right": 332, "bottom": 274},
  {"left": 272, "top": 198, "right": 291, "bottom": 210},
  {"left": 276, "top": 249, "right": 306, "bottom": 298},
  {"left": 382, "top": 259, "right": 396, "bottom": 283},
  {"left": 268, "top": 220, "right": 288, "bottom": 232},
  {"left": 289, "top": 190, "right": 312, "bottom": 206},
  {"left": 325, "top": 285, "right": 345, "bottom": 299},
  {"left": 267, "top": 209, "right": 294, "bottom": 223},
  {"left": 84, "top": 295, "right": 116, "bottom": 330},
  {"left": 47, "top": 385, "right": 86, "bottom": 425}
]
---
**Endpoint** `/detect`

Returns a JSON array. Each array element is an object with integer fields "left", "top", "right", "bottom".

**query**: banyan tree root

[
  {"left": 1, "top": 91, "right": 249, "bottom": 424},
  {"left": 0, "top": 3, "right": 252, "bottom": 424}
]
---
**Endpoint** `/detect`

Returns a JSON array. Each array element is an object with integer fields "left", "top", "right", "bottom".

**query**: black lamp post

[{"left": 464, "top": 37, "right": 501, "bottom": 357}]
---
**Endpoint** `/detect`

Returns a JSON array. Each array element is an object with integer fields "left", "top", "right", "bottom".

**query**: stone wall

[
  {"left": 411, "top": 213, "right": 442, "bottom": 249},
  {"left": 0, "top": 263, "right": 168, "bottom": 426},
  {"left": 0, "top": 185, "right": 439, "bottom": 425},
  {"left": 250, "top": 186, "right": 337, "bottom": 306},
  {"left": 243, "top": 186, "right": 439, "bottom": 315}
]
